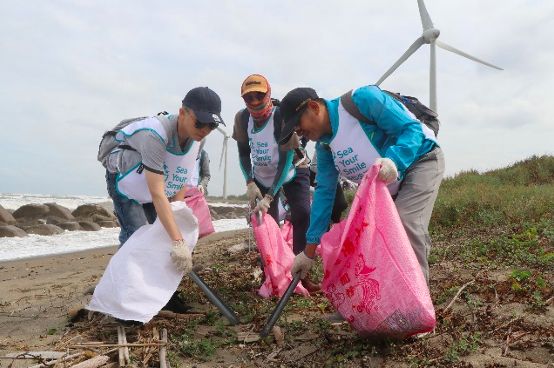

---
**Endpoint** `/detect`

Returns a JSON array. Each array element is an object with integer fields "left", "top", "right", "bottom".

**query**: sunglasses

[
  {"left": 243, "top": 91, "right": 266, "bottom": 104},
  {"left": 195, "top": 120, "right": 218, "bottom": 130}
]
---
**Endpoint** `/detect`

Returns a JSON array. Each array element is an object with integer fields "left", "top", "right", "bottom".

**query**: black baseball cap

[
  {"left": 182, "top": 87, "right": 225, "bottom": 126},
  {"left": 279, "top": 87, "right": 319, "bottom": 144}
]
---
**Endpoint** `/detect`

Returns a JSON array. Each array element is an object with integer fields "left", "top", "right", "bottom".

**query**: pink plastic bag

[
  {"left": 252, "top": 214, "right": 309, "bottom": 298},
  {"left": 320, "top": 164, "right": 436, "bottom": 338},
  {"left": 280, "top": 220, "right": 293, "bottom": 250},
  {"left": 184, "top": 188, "right": 215, "bottom": 238}
]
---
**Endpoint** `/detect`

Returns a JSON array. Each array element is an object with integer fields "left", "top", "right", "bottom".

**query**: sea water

[{"left": 0, "top": 193, "right": 248, "bottom": 261}]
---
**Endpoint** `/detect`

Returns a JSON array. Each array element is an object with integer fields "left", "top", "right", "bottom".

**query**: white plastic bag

[{"left": 87, "top": 202, "right": 199, "bottom": 323}]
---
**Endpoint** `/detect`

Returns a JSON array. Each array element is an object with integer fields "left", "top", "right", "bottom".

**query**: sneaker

[{"left": 162, "top": 292, "right": 192, "bottom": 314}]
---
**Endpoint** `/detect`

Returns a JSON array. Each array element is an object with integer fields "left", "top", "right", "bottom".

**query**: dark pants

[
  {"left": 309, "top": 169, "right": 348, "bottom": 224},
  {"left": 330, "top": 184, "right": 348, "bottom": 224},
  {"left": 256, "top": 167, "right": 311, "bottom": 255},
  {"left": 105, "top": 171, "right": 157, "bottom": 246}
]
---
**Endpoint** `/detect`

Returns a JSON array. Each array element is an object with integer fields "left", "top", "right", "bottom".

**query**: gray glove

[
  {"left": 246, "top": 181, "right": 263, "bottom": 208},
  {"left": 197, "top": 185, "right": 205, "bottom": 195},
  {"left": 375, "top": 157, "right": 398, "bottom": 184},
  {"left": 170, "top": 239, "right": 192, "bottom": 273},
  {"left": 254, "top": 194, "right": 272, "bottom": 215},
  {"left": 291, "top": 252, "right": 315, "bottom": 279}
]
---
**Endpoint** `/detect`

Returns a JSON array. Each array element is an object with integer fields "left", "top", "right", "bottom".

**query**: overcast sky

[{"left": 1, "top": 1, "right": 553, "bottom": 197}]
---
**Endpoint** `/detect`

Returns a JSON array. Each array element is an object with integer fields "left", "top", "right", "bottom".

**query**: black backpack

[{"left": 340, "top": 89, "right": 440, "bottom": 137}]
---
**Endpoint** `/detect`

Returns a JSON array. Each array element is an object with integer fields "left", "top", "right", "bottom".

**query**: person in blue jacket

[{"left": 279, "top": 85, "right": 445, "bottom": 284}]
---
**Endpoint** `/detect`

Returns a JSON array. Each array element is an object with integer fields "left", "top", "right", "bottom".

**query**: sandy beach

[{"left": 0, "top": 246, "right": 117, "bottom": 352}]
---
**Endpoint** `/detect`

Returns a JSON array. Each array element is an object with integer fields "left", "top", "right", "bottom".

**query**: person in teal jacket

[{"left": 279, "top": 85, "right": 445, "bottom": 283}]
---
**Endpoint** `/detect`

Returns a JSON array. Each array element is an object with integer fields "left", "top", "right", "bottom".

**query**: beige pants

[{"left": 394, "top": 147, "right": 445, "bottom": 283}]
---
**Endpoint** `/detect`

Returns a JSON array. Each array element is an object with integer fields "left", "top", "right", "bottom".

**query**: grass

[
  {"left": 430, "top": 156, "right": 554, "bottom": 277},
  {"left": 431, "top": 155, "right": 554, "bottom": 231}
]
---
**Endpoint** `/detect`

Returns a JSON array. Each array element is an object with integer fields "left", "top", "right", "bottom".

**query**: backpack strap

[
  {"left": 340, "top": 90, "right": 374, "bottom": 125},
  {"left": 232, "top": 108, "right": 251, "bottom": 144}
]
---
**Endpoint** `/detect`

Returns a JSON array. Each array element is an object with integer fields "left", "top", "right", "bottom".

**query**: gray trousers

[{"left": 394, "top": 147, "right": 445, "bottom": 283}]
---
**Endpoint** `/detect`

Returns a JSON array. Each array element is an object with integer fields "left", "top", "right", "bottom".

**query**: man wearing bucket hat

[
  {"left": 233, "top": 74, "right": 318, "bottom": 292},
  {"left": 97, "top": 87, "right": 224, "bottom": 312},
  {"left": 279, "top": 85, "right": 444, "bottom": 284}
]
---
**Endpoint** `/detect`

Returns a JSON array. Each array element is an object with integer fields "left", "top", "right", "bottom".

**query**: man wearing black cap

[
  {"left": 279, "top": 85, "right": 444, "bottom": 285},
  {"left": 97, "top": 86, "right": 224, "bottom": 313}
]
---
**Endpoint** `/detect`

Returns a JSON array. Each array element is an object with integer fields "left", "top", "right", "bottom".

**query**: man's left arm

[{"left": 352, "top": 86, "right": 425, "bottom": 176}]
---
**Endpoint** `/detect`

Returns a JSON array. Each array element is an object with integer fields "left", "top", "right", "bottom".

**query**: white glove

[
  {"left": 197, "top": 185, "right": 205, "bottom": 195},
  {"left": 291, "top": 252, "right": 315, "bottom": 279},
  {"left": 246, "top": 181, "right": 263, "bottom": 208},
  {"left": 170, "top": 239, "right": 192, "bottom": 273},
  {"left": 375, "top": 157, "right": 398, "bottom": 184},
  {"left": 254, "top": 194, "right": 272, "bottom": 215}
]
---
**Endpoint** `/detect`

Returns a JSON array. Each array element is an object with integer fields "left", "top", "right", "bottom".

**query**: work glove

[
  {"left": 170, "top": 239, "right": 192, "bottom": 273},
  {"left": 254, "top": 194, "right": 272, "bottom": 215},
  {"left": 291, "top": 251, "right": 315, "bottom": 279},
  {"left": 375, "top": 157, "right": 398, "bottom": 184},
  {"left": 246, "top": 181, "right": 263, "bottom": 208},
  {"left": 197, "top": 185, "right": 205, "bottom": 195}
]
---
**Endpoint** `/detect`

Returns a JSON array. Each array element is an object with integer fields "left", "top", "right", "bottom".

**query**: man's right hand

[
  {"left": 291, "top": 252, "right": 315, "bottom": 279},
  {"left": 246, "top": 181, "right": 263, "bottom": 208}
]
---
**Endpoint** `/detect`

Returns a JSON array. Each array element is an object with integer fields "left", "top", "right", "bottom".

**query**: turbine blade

[
  {"left": 417, "top": 0, "right": 434, "bottom": 30},
  {"left": 435, "top": 40, "right": 503, "bottom": 70},
  {"left": 376, "top": 37, "right": 425, "bottom": 86}
]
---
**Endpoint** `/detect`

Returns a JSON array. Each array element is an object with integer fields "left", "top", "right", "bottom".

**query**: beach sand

[
  {"left": 0, "top": 229, "right": 249, "bottom": 359},
  {"left": 0, "top": 246, "right": 116, "bottom": 353}
]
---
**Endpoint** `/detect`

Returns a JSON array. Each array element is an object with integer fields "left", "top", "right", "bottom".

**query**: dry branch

[
  {"left": 70, "top": 355, "right": 110, "bottom": 368},
  {"left": 160, "top": 329, "right": 168, "bottom": 368},
  {"left": 156, "top": 310, "right": 204, "bottom": 321},
  {"left": 443, "top": 280, "right": 475, "bottom": 313}
]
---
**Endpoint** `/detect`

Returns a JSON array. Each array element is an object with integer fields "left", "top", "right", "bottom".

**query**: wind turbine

[
  {"left": 215, "top": 126, "right": 230, "bottom": 199},
  {"left": 376, "top": 0, "right": 503, "bottom": 112}
]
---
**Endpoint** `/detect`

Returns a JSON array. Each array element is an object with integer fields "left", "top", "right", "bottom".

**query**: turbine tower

[
  {"left": 376, "top": 0, "right": 503, "bottom": 112},
  {"left": 215, "top": 126, "right": 230, "bottom": 199}
]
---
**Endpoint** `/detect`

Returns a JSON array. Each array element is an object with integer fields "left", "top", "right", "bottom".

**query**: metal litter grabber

[
  {"left": 260, "top": 273, "right": 301, "bottom": 337},
  {"left": 254, "top": 198, "right": 263, "bottom": 225},
  {"left": 189, "top": 271, "right": 240, "bottom": 325}
]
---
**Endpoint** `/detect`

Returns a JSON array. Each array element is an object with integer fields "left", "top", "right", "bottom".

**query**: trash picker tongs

[
  {"left": 260, "top": 273, "right": 301, "bottom": 337},
  {"left": 189, "top": 271, "right": 240, "bottom": 325}
]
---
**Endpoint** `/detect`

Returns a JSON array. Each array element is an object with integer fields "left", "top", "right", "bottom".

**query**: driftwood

[
  {"left": 121, "top": 327, "right": 130, "bottom": 365},
  {"left": 71, "top": 355, "right": 110, "bottom": 368},
  {"left": 2, "top": 351, "right": 65, "bottom": 360},
  {"left": 141, "top": 327, "right": 157, "bottom": 367},
  {"left": 156, "top": 310, "right": 204, "bottom": 321},
  {"left": 70, "top": 343, "right": 166, "bottom": 348},
  {"left": 27, "top": 352, "right": 85, "bottom": 368},
  {"left": 237, "top": 331, "right": 261, "bottom": 343},
  {"left": 117, "top": 325, "right": 130, "bottom": 367},
  {"left": 159, "top": 329, "right": 168, "bottom": 368}
]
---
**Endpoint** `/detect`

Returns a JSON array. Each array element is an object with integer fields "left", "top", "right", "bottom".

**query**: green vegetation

[
  {"left": 445, "top": 332, "right": 482, "bottom": 363},
  {"left": 431, "top": 155, "right": 554, "bottom": 230},
  {"left": 430, "top": 155, "right": 554, "bottom": 272}
]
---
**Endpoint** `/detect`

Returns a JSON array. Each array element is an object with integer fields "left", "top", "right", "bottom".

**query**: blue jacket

[{"left": 306, "top": 85, "right": 437, "bottom": 244}]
